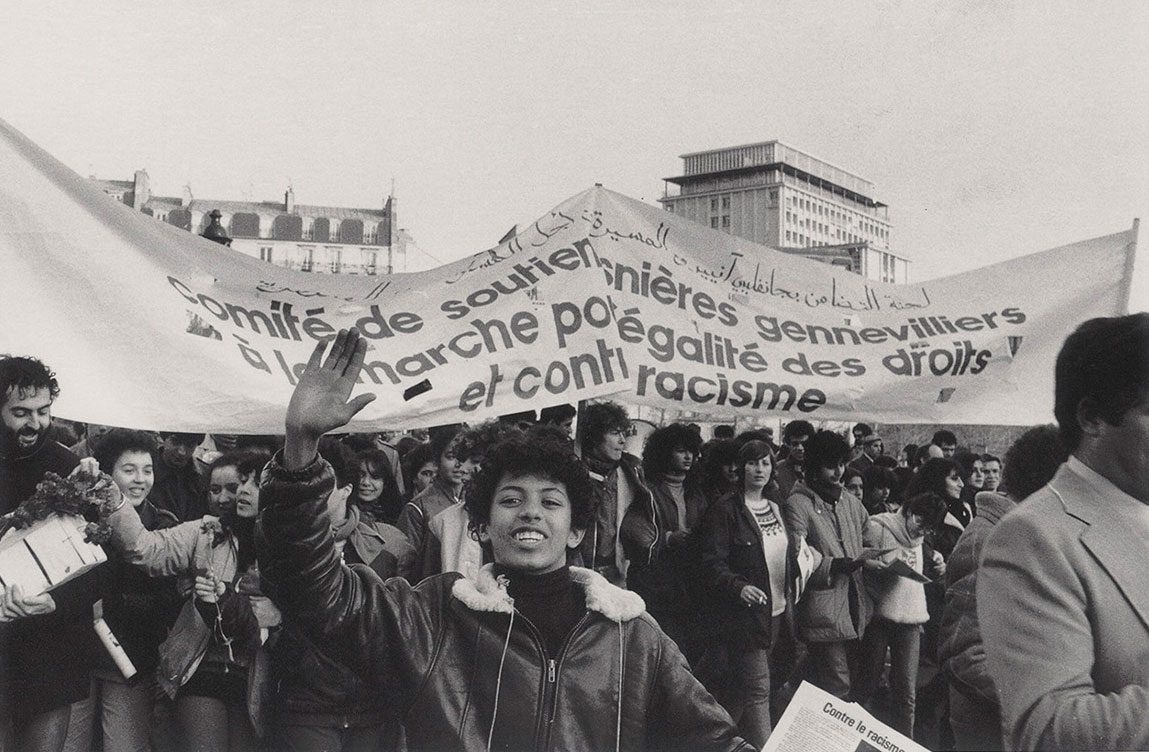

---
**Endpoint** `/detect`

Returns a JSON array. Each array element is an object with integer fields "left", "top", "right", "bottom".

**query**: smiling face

[
  {"left": 208, "top": 465, "right": 240, "bottom": 516},
  {"left": 982, "top": 460, "right": 1002, "bottom": 491},
  {"left": 944, "top": 469, "right": 964, "bottom": 500},
  {"left": 356, "top": 460, "right": 386, "bottom": 503},
  {"left": 1, "top": 386, "right": 53, "bottom": 451},
  {"left": 111, "top": 450, "right": 154, "bottom": 507},
  {"left": 478, "top": 473, "right": 585, "bottom": 575}
]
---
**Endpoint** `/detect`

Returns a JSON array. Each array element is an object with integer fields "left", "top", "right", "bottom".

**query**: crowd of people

[{"left": 0, "top": 311, "right": 1147, "bottom": 751}]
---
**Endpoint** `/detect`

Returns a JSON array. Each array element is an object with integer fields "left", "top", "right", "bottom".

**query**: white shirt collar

[{"left": 1066, "top": 455, "right": 1149, "bottom": 523}]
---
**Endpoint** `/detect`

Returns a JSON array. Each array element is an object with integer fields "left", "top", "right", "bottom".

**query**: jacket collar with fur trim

[{"left": 451, "top": 564, "right": 646, "bottom": 622}]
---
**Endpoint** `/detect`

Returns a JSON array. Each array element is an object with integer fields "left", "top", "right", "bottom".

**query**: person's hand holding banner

[{"left": 284, "top": 329, "right": 377, "bottom": 471}]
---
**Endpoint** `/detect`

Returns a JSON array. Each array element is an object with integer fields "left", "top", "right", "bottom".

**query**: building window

[
  {"left": 721, "top": 196, "right": 730, "bottom": 210},
  {"left": 710, "top": 198, "right": 719, "bottom": 211},
  {"left": 259, "top": 246, "right": 273, "bottom": 263},
  {"left": 721, "top": 216, "right": 730, "bottom": 229},
  {"left": 301, "top": 247, "right": 314, "bottom": 272},
  {"left": 711, "top": 217, "right": 719, "bottom": 228},
  {"left": 365, "top": 251, "right": 378, "bottom": 275},
  {"left": 330, "top": 248, "right": 343, "bottom": 274}
]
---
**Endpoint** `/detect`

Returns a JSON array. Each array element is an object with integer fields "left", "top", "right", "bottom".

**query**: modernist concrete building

[
  {"left": 660, "top": 140, "right": 909, "bottom": 283},
  {"left": 91, "top": 170, "right": 403, "bottom": 276}
]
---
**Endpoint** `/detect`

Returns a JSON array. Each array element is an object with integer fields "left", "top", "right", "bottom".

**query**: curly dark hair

[
  {"left": 902, "top": 491, "right": 948, "bottom": 530},
  {"left": 700, "top": 439, "right": 740, "bottom": 500},
  {"left": 400, "top": 441, "right": 436, "bottom": 491},
  {"left": 457, "top": 419, "right": 519, "bottom": 461},
  {"left": 642, "top": 423, "right": 703, "bottom": 478},
  {"left": 905, "top": 457, "right": 960, "bottom": 500},
  {"left": 578, "top": 401, "right": 630, "bottom": 455},
  {"left": 782, "top": 419, "right": 815, "bottom": 443},
  {"left": 464, "top": 429, "right": 594, "bottom": 538},
  {"left": 0, "top": 355, "right": 60, "bottom": 405},
  {"left": 802, "top": 430, "right": 850, "bottom": 484},
  {"left": 1002, "top": 424, "right": 1067, "bottom": 501},
  {"left": 94, "top": 429, "right": 157, "bottom": 475},
  {"left": 427, "top": 424, "right": 464, "bottom": 463}
]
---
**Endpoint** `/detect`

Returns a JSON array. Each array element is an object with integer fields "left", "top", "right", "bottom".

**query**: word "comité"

[{"left": 168, "top": 276, "right": 423, "bottom": 342}]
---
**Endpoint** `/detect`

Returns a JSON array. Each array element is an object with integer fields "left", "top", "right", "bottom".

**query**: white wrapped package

[{"left": 0, "top": 514, "right": 107, "bottom": 595}]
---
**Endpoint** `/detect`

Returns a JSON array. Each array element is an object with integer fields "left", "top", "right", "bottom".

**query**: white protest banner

[
  {"left": 0, "top": 118, "right": 627, "bottom": 431},
  {"left": 0, "top": 116, "right": 1137, "bottom": 430},
  {"left": 534, "top": 188, "right": 1137, "bottom": 425},
  {"left": 763, "top": 681, "right": 929, "bottom": 752}
]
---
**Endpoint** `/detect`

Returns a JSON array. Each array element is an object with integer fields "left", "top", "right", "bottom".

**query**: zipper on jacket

[{"left": 541, "top": 612, "right": 593, "bottom": 750}]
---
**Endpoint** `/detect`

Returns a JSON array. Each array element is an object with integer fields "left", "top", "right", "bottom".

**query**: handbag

[{"left": 156, "top": 596, "right": 212, "bottom": 699}]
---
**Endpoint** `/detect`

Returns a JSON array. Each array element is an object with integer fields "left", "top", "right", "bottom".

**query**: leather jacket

[{"left": 258, "top": 452, "right": 752, "bottom": 752}]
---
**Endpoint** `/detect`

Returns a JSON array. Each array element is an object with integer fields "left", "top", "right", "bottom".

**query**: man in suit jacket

[{"left": 978, "top": 313, "right": 1149, "bottom": 751}]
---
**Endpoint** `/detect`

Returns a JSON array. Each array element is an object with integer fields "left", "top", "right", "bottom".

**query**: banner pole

[{"left": 1120, "top": 218, "right": 1139, "bottom": 314}]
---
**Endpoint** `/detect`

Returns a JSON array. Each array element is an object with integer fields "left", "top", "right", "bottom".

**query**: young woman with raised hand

[{"left": 257, "top": 328, "right": 753, "bottom": 752}]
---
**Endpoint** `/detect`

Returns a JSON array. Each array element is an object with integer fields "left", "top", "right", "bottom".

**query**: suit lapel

[{"left": 1059, "top": 468, "right": 1149, "bottom": 632}]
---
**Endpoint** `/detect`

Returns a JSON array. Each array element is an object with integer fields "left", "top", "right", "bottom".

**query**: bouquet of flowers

[{"left": 0, "top": 468, "right": 122, "bottom": 544}]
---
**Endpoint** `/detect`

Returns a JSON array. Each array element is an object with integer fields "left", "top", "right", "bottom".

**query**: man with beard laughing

[{"left": 0, "top": 355, "right": 102, "bottom": 752}]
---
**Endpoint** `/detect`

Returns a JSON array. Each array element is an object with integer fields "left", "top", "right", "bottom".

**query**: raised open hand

[{"left": 284, "top": 328, "right": 377, "bottom": 469}]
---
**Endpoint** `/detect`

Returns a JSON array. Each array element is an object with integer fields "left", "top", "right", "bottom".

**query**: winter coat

[
  {"left": 781, "top": 484, "right": 871, "bottom": 643},
  {"left": 862, "top": 512, "right": 929, "bottom": 624},
  {"left": 581, "top": 452, "right": 653, "bottom": 584},
  {"left": 107, "top": 503, "right": 270, "bottom": 727},
  {"left": 396, "top": 478, "right": 458, "bottom": 581},
  {"left": 939, "top": 490, "right": 1015, "bottom": 704},
  {"left": 698, "top": 493, "right": 795, "bottom": 647},
  {"left": 258, "top": 453, "right": 753, "bottom": 752},
  {"left": 423, "top": 502, "right": 485, "bottom": 578},
  {"left": 100, "top": 500, "right": 183, "bottom": 679},
  {"left": 265, "top": 505, "right": 416, "bottom": 728},
  {"left": 621, "top": 476, "right": 708, "bottom": 616},
  {"left": 1, "top": 436, "right": 102, "bottom": 719},
  {"left": 978, "top": 460, "right": 1149, "bottom": 750}
]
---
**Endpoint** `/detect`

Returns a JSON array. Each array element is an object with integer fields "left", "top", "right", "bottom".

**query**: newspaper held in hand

[
  {"left": 762, "top": 681, "right": 929, "bottom": 752},
  {"left": 887, "top": 558, "right": 932, "bottom": 584}
]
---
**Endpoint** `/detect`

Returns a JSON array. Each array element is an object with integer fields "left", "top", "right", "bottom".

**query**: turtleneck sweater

[
  {"left": 495, "top": 565, "right": 587, "bottom": 658},
  {"left": 660, "top": 472, "right": 688, "bottom": 532}
]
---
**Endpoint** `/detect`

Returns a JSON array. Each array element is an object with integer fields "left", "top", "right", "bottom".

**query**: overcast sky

[{"left": 3, "top": 0, "right": 1147, "bottom": 307}]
